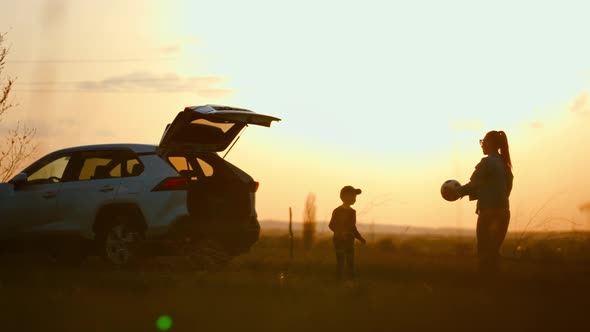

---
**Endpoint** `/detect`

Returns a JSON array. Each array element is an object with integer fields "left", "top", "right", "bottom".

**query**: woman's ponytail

[{"left": 498, "top": 131, "right": 512, "bottom": 169}]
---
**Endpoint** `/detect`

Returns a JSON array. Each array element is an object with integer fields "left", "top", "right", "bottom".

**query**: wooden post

[{"left": 289, "top": 207, "right": 294, "bottom": 260}]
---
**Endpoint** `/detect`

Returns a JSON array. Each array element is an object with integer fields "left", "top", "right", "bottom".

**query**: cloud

[
  {"left": 76, "top": 72, "right": 232, "bottom": 97},
  {"left": 570, "top": 92, "right": 589, "bottom": 115},
  {"left": 42, "top": 0, "right": 70, "bottom": 26},
  {"left": 157, "top": 45, "right": 181, "bottom": 54}
]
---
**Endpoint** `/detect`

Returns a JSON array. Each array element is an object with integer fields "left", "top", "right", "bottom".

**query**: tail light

[
  {"left": 250, "top": 181, "right": 259, "bottom": 193},
  {"left": 152, "top": 177, "right": 190, "bottom": 191}
]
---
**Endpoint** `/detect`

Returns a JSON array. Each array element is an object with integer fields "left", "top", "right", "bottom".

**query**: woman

[{"left": 457, "top": 130, "right": 514, "bottom": 275}]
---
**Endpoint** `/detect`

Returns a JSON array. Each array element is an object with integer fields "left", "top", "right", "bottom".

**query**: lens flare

[{"left": 157, "top": 315, "right": 173, "bottom": 331}]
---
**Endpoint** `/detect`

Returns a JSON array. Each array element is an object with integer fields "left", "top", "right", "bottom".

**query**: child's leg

[
  {"left": 335, "top": 244, "right": 345, "bottom": 280},
  {"left": 345, "top": 244, "right": 355, "bottom": 280}
]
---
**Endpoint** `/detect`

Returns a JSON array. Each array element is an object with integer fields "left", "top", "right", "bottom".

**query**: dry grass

[{"left": 1, "top": 232, "right": 590, "bottom": 332}]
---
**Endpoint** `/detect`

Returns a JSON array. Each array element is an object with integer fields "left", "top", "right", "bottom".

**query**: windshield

[{"left": 190, "top": 118, "right": 235, "bottom": 134}]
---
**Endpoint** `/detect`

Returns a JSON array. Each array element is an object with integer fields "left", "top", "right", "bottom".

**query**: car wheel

[
  {"left": 100, "top": 218, "right": 143, "bottom": 267},
  {"left": 189, "top": 239, "right": 231, "bottom": 270}
]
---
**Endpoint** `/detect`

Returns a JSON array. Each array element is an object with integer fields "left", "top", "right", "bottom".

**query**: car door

[
  {"left": 0, "top": 152, "right": 74, "bottom": 234},
  {"left": 56, "top": 149, "right": 129, "bottom": 235},
  {"left": 158, "top": 105, "right": 281, "bottom": 153}
]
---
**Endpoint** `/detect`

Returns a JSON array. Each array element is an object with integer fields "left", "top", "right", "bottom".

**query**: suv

[{"left": 0, "top": 105, "right": 280, "bottom": 266}]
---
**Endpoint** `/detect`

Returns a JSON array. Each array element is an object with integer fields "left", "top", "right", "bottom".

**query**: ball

[{"left": 440, "top": 179, "right": 461, "bottom": 201}]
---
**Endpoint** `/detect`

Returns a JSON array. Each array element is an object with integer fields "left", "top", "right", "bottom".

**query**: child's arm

[
  {"left": 352, "top": 226, "right": 366, "bottom": 244},
  {"left": 352, "top": 212, "right": 366, "bottom": 244},
  {"left": 328, "top": 209, "right": 337, "bottom": 232}
]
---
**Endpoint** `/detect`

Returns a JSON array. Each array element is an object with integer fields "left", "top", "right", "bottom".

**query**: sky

[{"left": 2, "top": 0, "right": 590, "bottom": 231}]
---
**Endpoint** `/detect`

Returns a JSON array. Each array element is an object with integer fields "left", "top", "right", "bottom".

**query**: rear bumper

[
  {"left": 205, "top": 216, "right": 260, "bottom": 254},
  {"left": 164, "top": 215, "right": 260, "bottom": 254},
  {"left": 232, "top": 216, "right": 260, "bottom": 251}
]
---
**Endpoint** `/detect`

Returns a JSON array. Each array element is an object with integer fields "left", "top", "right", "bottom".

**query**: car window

[
  {"left": 167, "top": 155, "right": 217, "bottom": 179},
  {"left": 27, "top": 155, "right": 71, "bottom": 184},
  {"left": 167, "top": 156, "right": 198, "bottom": 179},
  {"left": 191, "top": 119, "right": 234, "bottom": 133},
  {"left": 111, "top": 164, "right": 122, "bottom": 177},
  {"left": 197, "top": 158, "right": 214, "bottom": 177},
  {"left": 126, "top": 158, "right": 143, "bottom": 177},
  {"left": 72, "top": 150, "right": 143, "bottom": 181},
  {"left": 168, "top": 156, "right": 193, "bottom": 172},
  {"left": 76, "top": 151, "right": 129, "bottom": 180},
  {"left": 78, "top": 156, "right": 117, "bottom": 180}
]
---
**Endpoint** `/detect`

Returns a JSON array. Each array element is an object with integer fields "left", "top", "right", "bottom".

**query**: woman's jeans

[{"left": 477, "top": 208, "right": 510, "bottom": 275}]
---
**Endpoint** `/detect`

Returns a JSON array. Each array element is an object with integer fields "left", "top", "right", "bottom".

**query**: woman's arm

[
  {"left": 506, "top": 167, "right": 514, "bottom": 196},
  {"left": 458, "top": 157, "right": 488, "bottom": 200}
]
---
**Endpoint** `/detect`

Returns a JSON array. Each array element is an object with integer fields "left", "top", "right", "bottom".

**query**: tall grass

[
  {"left": 2, "top": 232, "right": 590, "bottom": 331},
  {"left": 302, "top": 192, "right": 317, "bottom": 251}
]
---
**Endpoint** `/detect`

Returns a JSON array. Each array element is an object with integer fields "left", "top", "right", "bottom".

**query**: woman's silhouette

[{"left": 457, "top": 131, "right": 514, "bottom": 276}]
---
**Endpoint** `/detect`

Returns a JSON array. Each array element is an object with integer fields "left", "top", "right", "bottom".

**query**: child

[{"left": 329, "top": 185, "right": 366, "bottom": 280}]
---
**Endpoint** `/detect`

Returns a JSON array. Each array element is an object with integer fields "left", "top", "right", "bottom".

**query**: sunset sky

[{"left": 2, "top": 0, "right": 590, "bottom": 231}]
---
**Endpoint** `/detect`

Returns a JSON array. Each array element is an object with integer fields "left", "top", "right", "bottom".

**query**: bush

[{"left": 375, "top": 237, "right": 397, "bottom": 252}]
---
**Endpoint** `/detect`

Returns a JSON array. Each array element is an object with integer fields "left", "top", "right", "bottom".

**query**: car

[{"left": 0, "top": 105, "right": 281, "bottom": 267}]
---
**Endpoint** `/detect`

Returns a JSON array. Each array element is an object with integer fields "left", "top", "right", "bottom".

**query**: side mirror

[{"left": 12, "top": 173, "right": 28, "bottom": 186}]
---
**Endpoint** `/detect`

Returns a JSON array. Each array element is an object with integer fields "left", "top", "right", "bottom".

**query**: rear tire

[{"left": 98, "top": 216, "right": 143, "bottom": 267}]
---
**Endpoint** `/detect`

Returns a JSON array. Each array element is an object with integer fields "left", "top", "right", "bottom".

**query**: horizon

[{"left": 258, "top": 219, "right": 587, "bottom": 234}]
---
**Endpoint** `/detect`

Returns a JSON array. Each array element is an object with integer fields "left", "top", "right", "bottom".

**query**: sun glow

[{"left": 3, "top": 0, "right": 590, "bottom": 230}]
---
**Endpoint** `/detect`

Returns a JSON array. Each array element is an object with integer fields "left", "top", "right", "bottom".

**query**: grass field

[{"left": 1, "top": 232, "right": 590, "bottom": 332}]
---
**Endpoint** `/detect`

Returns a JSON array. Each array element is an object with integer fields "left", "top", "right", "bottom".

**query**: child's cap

[{"left": 340, "top": 185, "right": 362, "bottom": 197}]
